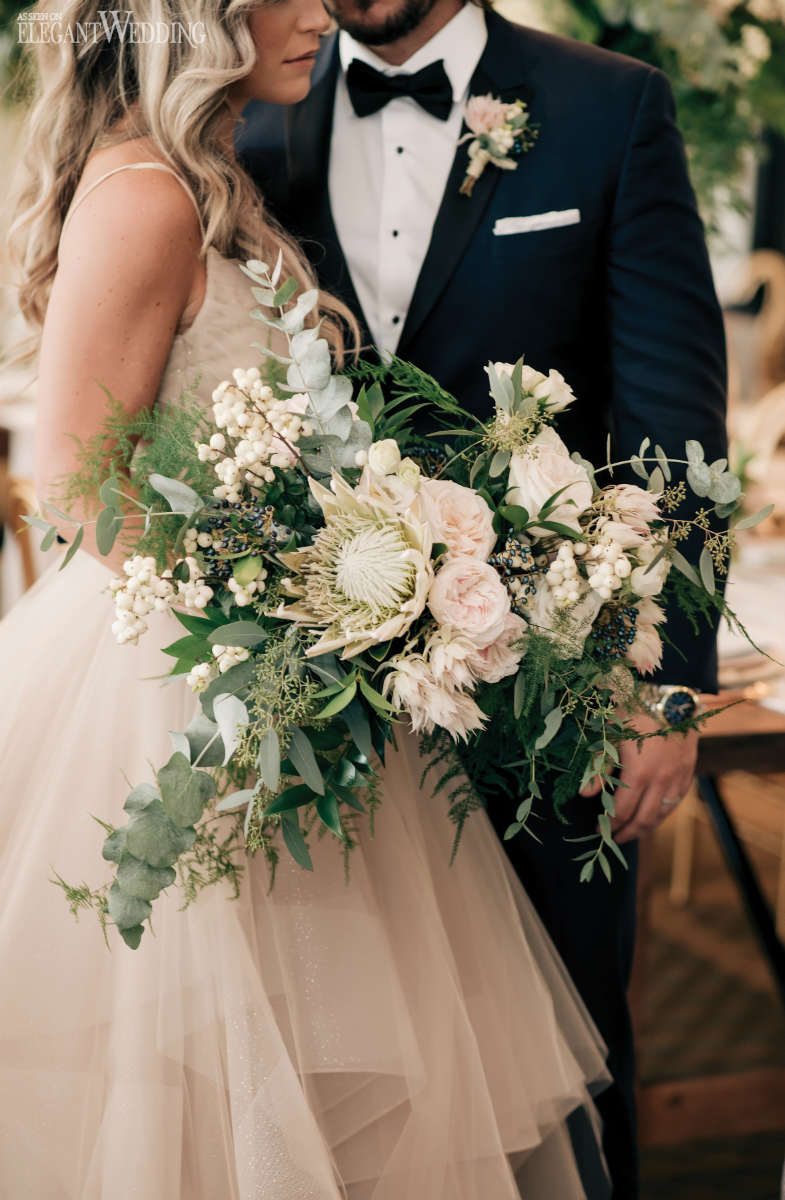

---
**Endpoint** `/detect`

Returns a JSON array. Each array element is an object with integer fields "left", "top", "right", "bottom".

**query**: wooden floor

[{"left": 637, "top": 785, "right": 785, "bottom": 1198}]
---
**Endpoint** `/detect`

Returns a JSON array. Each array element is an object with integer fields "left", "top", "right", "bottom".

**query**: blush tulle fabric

[{"left": 0, "top": 234, "right": 610, "bottom": 1198}]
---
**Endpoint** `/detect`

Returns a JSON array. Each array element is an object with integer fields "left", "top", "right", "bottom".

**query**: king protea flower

[{"left": 276, "top": 471, "right": 434, "bottom": 658}]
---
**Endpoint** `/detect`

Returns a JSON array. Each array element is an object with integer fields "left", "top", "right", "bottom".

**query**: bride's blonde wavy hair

[{"left": 8, "top": 0, "right": 354, "bottom": 355}]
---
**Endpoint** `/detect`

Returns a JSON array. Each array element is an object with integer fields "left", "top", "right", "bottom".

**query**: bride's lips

[{"left": 284, "top": 49, "right": 319, "bottom": 67}]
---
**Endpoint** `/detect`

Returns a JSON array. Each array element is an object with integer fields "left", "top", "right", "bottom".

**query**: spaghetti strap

[{"left": 60, "top": 162, "right": 204, "bottom": 241}]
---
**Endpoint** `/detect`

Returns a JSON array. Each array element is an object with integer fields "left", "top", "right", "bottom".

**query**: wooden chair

[
  {"left": 0, "top": 426, "right": 39, "bottom": 595},
  {"left": 636, "top": 697, "right": 785, "bottom": 1147}
]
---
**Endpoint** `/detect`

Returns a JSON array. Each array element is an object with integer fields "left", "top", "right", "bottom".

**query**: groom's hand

[{"left": 580, "top": 714, "right": 698, "bottom": 845}]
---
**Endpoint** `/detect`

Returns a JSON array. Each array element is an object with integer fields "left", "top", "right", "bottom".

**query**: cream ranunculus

[
  {"left": 428, "top": 557, "right": 510, "bottom": 648},
  {"left": 420, "top": 479, "right": 497, "bottom": 561},
  {"left": 367, "top": 438, "right": 401, "bottom": 476},
  {"left": 507, "top": 426, "right": 593, "bottom": 535}
]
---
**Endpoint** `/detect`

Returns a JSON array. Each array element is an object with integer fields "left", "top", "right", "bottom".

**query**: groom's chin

[{"left": 326, "top": 0, "right": 436, "bottom": 47}]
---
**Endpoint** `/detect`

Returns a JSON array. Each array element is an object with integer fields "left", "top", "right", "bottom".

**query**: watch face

[{"left": 662, "top": 689, "right": 697, "bottom": 726}]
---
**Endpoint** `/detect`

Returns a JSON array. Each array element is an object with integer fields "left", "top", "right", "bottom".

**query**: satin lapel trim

[{"left": 397, "top": 26, "right": 533, "bottom": 353}]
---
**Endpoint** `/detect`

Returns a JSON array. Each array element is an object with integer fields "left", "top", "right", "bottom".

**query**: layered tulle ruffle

[{"left": 0, "top": 552, "right": 609, "bottom": 1198}]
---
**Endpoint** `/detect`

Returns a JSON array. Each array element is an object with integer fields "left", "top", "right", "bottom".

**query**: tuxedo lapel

[
  {"left": 398, "top": 13, "right": 534, "bottom": 354},
  {"left": 287, "top": 42, "right": 371, "bottom": 339}
]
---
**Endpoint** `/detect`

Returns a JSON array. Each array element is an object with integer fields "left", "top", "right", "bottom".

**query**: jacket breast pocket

[{"left": 491, "top": 211, "right": 602, "bottom": 263}]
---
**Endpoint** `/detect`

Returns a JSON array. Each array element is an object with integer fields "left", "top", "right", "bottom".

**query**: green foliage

[
  {"left": 53, "top": 387, "right": 216, "bottom": 566},
  {"left": 548, "top": 0, "right": 785, "bottom": 229}
]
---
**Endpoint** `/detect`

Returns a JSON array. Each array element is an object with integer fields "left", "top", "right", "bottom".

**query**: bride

[{"left": 1, "top": 0, "right": 610, "bottom": 1195}]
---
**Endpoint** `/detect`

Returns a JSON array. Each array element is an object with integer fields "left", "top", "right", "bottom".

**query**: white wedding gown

[{"left": 0, "top": 164, "right": 610, "bottom": 1199}]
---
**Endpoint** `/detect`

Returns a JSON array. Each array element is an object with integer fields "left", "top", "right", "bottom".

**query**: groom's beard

[{"left": 325, "top": 0, "right": 440, "bottom": 46}]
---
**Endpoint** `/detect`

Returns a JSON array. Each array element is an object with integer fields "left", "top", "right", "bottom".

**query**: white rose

[
  {"left": 420, "top": 479, "right": 497, "bottom": 561},
  {"left": 428, "top": 557, "right": 510, "bottom": 648},
  {"left": 508, "top": 426, "right": 593, "bottom": 535},
  {"left": 368, "top": 439, "right": 401, "bottom": 476},
  {"left": 533, "top": 369, "right": 576, "bottom": 413},
  {"left": 630, "top": 540, "right": 671, "bottom": 598}
]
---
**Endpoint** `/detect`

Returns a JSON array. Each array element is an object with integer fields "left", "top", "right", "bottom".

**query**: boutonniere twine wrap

[{"left": 459, "top": 94, "right": 538, "bottom": 196}]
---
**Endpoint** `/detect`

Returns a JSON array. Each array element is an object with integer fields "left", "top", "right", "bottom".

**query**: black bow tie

[{"left": 345, "top": 58, "right": 453, "bottom": 122}]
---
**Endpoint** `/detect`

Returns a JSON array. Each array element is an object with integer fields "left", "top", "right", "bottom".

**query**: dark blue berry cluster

[
  {"left": 588, "top": 604, "right": 638, "bottom": 661},
  {"left": 489, "top": 535, "right": 540, "bottom": 617}
]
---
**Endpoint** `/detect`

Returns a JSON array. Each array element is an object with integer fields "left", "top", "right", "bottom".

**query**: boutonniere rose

[{"left": 459, "top": 94, "right": 538, "bottom": 196}]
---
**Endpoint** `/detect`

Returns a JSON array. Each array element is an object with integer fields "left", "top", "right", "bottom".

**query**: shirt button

[
  {"left": 392, "top": 230, "right": 399, "bottom": 238},
  {"left": 396, "top": 146, "right": 404, "bottom": 154},
  {"left": 392, "top": 316, "right": 400, "bottom": 326}
]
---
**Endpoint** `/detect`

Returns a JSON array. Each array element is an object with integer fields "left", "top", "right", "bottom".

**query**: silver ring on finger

[{"left": 660, "top": 796, "right": 681, "bottom": 809}]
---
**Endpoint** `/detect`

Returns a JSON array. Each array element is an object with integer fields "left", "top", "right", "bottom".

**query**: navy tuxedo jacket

[{"left": 238, "top": 10, "right": 728, "bottom": 692}]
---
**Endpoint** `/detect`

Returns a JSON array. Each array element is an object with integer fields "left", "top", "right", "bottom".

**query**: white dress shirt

[{"left": 329, "top": 5, "right": 488, "bottom": 353}]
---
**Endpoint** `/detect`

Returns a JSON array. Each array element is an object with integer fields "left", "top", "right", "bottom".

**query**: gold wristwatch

[{"left": 638, "top": 683, "right": 704, "bottom": 728}]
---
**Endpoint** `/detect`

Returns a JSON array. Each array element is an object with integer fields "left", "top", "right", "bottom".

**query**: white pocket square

[{"left": 493, "top": 209, "right": 581, "bottom": 236}]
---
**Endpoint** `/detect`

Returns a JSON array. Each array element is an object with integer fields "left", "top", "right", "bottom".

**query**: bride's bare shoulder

[{"left": 62, "top": 137, "right": 202, "bottom": 261}]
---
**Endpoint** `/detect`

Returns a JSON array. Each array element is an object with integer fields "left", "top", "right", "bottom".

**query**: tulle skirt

[{"left": 0, "top": 551, "right": 610, "bottom": 1198}]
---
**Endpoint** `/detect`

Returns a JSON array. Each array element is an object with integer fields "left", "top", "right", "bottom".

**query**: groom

[{"left": 238, "top": 1, "right": 727, "bottom": 1194}]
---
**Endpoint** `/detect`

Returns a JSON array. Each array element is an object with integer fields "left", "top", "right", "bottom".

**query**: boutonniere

[{"left": 458, "top": 95, "right": 538, "bottom": 196}]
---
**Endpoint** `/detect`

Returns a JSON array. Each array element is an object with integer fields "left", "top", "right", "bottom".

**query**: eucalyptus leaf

[
  {"left": 707, "top": 471, "right": 741, "bottom": 505},
  {"left": 169, "top": 730, "right": 191, "bottom": 761},
  {"left": 116, "top": 853, "right": 176, "bottom": 901},
  {"left": 287, "top": 728, "right": 325, "bottom": 795},
  {"left": 685, "top": 440, "right": 705, "bottom": 465},
  {"left": 513, "top": 670, "right": 526, "bottom": 720},
  {"left": 534, "top": 706, "right": 563, "bottom": 751},
  {"left": 158, "top": 752, "right": 216, "bottom": 827},
  {"left": 315, "top": 792, "right": 344, "bottom": 839},
  {"left": 654, "top": 445, "right": 671, "bottom": 482},
  {"left": 213, "top": 693, "right": 249, "bottom": 765},
  {"left": 686, "top": 462, "right": 712, "bottom": 497},
  {"left": 647, "top": 466, "right": 664, "bottom": 494},
  {"left": 486, "top": 364, "right": 514, "bottom": 414},
  {"left": 273, "top": 276, "right": 299, "bottom": 307},
  {"left": 286, "top": 337, "right": 332, "bottom": 392},
  {"left": 59, "top": 524, "right": 84, "bottom": 570},
  {"left": 148, "top": 473, "right": 202, "bottom": 516},
  {"left": 95, "top": 506, "right": 119, "bottom": 555},
  {"left": 256, "top": 727, "right": 281, "bottom": 793},
  {"left": 126, "top": 799, "right": 197, "bottom": 868},
  {"left": 215, "top": 788, "right": 256, "bottom": 814},
  {"left": 670, "top": 548, "right": 701, "bottom": 588},
  {"left": 108, "top": 881, "right": 152, "bottom": 930},
  {"left": 123, "top": 782, "right": 159, "bottom": 813},
  {"left": 489, "top": 449, "right": 511, "bottom": 478},
  {"left": 699, "top": 547, "right": 715, "bottom": 596},
  {"left": 207, "top": 621, "right": 268, "bottom": 648},
  {"left": 281, "top": 811, "right": 314, "bottom": 871},
  {"left": 102, "top": 827, "right": 128, "bottom": 863},
  {"left": 735, "top": 504, "right": 774, "bottom": 531},
  {"left": 316, "top": 680, "right": 357, "bottom": 719},
  {"left": 342, "top": 698, "right": 374, "bottom": 759},
  {"left": 40, "top": 525, "right": 58, "bottom": 552},
  {"left": 183, "top": 713, "right": 225, "bottom": 767},
  {"left": 200, "top": 659, "right": 256, "bottom": 721}
]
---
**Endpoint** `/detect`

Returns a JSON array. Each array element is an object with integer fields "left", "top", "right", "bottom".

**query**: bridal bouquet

[{"left": 38, "top": 260, "right": 756, "bottom": 947}]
